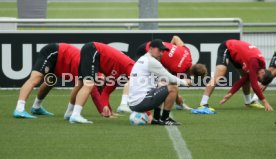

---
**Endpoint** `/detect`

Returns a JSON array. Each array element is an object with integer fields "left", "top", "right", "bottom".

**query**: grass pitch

[{"left": 0, "top": 89, "right": 275, "bottom": 159}]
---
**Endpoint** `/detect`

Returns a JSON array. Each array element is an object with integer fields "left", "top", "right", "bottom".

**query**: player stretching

[
  {"left": 13, "top": 43, "right": 80, "bottom": 118},
  {"left": 251, "top": 47, "right": 276, "bottom": 103},
  {"left": 196, "top": 40, "right": 273, "bottom": 112},
  {"left": 69, "top": 42, "right": 134, "bottom": 124},
  {"left": 128, "top": 39, "right": 191, "bottom": 126}
]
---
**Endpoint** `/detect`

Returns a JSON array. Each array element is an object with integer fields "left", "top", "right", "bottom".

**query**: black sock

[
  {"left": 153, "top": 107, "right": 161, "bottom": 120},
  {"left": 161, "top": 109, "right": 170, "bottom": 121}
]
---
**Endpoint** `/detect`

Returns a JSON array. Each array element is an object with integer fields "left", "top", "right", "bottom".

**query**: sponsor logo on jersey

[
  {"left": 168, "top": 45, "right": 177, "bottom": 57},
  {"left": 177, "top": 50, "right": 189, "bottom": 68}
]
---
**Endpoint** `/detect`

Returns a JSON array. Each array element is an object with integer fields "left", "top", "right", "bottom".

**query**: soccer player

[
  {"left": 13, "top": 43, "right": 80, "bottom": 118},
  {"left": 196, "top": 39, "right": 273, "bottom": 112},
  {"left": 13, "top": 43, "right": 117, "bottom": 119},
  {"left": 69, "top": 41, "right": 135, "bottom": 124},
  {"left": 251, "top": 48, "right": 276, "bottom": 102},
  {"left": 128, "top": 39, "right": 192, "bottom": 126},
  {"left": 117, "top": 35, "right": 207, "bottom": 112}
]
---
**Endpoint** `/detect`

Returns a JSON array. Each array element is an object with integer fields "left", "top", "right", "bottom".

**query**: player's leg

[
  {"left": 14, "top": 43, "right": 58, "bottom": 118},
  {"left": 160, "top": 84, "right": 181, "bottom": 125},
  {"left": 64, "top": 79, "right": 83, "bottom": 120},
  {"left": 14, "top": 71, "right": 44, "bottom": 118},
  {"left": 200, "top": 65, "right": 227, "bottom": 106},
  {"left": 117, "top": 82, "right": 132, "bottom": 113},
  {"left": 31, "top": 82, "right": 54, "bottom": 116},
  {"left": 69, "top": 42, "right": 98, "bottom": 124},
  {"left": 198, "top": 42, "right": 229, "bottom": 111}
]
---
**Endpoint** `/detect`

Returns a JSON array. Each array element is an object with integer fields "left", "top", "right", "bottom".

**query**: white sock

[
  {"left": 16, "top": 100, "right": 26, "bottom": 112},
  {"left": 120, "top": 95, "right": 128, "bottom": 105},
  {"left": 32, "top": 97, "right": 42, "bottom": 109},
  {"left": 71, "top": 105, "right": 83, "bottom": 116},
  {"left": 244, "top": 94, "right": 251, "bottom": 104},
  {"left": 65, "top": 103, "right": 74, "bottom": 115},
  {"left": 200, "top": 95, "right": 209, "bottom": 106},
  {"left": 251, "top": 94, "right": 259, "bottom": 102}
]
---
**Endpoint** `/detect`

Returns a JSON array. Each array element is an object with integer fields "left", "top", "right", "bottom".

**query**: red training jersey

[
  {"left": 226, "top": 40, "right": 265, "bottom": 72},
  {"left": 226, "top": 40, "right": 266, "bottom": 100},
  {"left": 145, "top": 42, "right": 192, "bottom": 74},
  {"left": 54, "top": 43, "right": 80, "bottom": 79},
  {"left": 93, "top": 42, "right": 135, "bottom": 106}
]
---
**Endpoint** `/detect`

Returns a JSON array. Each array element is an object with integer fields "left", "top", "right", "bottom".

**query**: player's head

[
  {"left": 260, "top": 69, "right": 274, "bottom": 86},
  {"left": 257, "top": 68, "right": 266, "bottom": 82},
  {"left": 149, "top": 39, "right": 169, "bottom": 61},
  {"left": 189, "top": 64, "right": 208, "bottom": 78}
]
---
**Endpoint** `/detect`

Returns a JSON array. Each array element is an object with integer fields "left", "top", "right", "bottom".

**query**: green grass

[
  {"left": 0, "top": 2, "right": 276, "bottom": 30},
  {"left": 0, "top": 89, "right": 276, "bottom": 159}
]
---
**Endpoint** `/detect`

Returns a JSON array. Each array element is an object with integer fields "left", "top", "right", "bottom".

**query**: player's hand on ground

[
  {"left": 220, "top": 93, "right": 232, "bottom": 105},
  {"left": 264, "top": 103, "right": 273, "bottom": 112},
  {"left": 176, "top": 95, "right": 184, "bottom": 106},
  {"left": 101, "top": 106, "right": 112, "bottom": 117}
]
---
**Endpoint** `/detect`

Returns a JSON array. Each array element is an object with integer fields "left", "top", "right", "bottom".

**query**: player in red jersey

[
  {"left": 117, "top": 36, "right": 207, "bottom": 113},
  {"left": 13, "top": 43, "right": 81, "bottom": 118},
  {"left": 69, "top": 42, "right": 136, "bottom": 124},
  {"left": 251, "top": 48, "right": 276, "bottom": 103},
  {"left": 196, "top": 40, "right": 273, "bottom": 113}
]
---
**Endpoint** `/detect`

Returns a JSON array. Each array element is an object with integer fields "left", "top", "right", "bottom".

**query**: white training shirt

[{"left": 128, "top": 53, "right": 187, "bottom": 106}]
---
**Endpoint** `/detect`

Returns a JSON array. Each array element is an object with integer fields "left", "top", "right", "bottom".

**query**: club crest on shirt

[{"left": 111, "top": 70, "right": 117, "bottom": 76}]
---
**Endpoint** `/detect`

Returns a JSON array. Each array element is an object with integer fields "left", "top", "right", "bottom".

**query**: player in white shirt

[{"left": 128, "top": 39, "right": 191, "bottom": 126}]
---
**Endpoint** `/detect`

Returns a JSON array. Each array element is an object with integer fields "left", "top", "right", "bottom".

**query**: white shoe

[
  {"left": 175, "top": 103, "right": 193, "bottom": 111},
  {"left": 116, "top": 104, "right": 132, "bottom": 113},
  {"left": 64, "top": 111, "right": 72, "bottom": 120},
  {"left": 69, "top": 115, "right": 93, "bottom": 124}
]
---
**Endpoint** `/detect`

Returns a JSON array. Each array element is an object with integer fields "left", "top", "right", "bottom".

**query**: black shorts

[
  {"left": 269, "top": 52, "right": 276, "bottom": 68},
  {"left": 216, "top": 41, "right": 242, "bottom": 69},
  {"left": 129, "top": 86, "right": 169, "bottom": 112},
  {"left": 135, "top": 42, "right": 147, "bottom": 60},
  {"left": 33, "top": 43, "right": 59, "bottom": 75},
  {"left": 78, "top": 42, "right": 100, "bottom": 81}
]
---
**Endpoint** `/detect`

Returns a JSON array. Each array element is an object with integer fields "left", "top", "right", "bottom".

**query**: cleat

[
  {"left": 176, "top": 103, "right": 193, "bottom": 111},
  {"left": 151, "top": 118, "right": 160, "bottom": 125},
  {"left": 64, "top": 112, "right": 72, "bottom": 120},
  {"left": 13, "top": 110, "right": 37, "bottom": 119},
  {"left": 245, "top": 101, "right": 265, "bottom": 109},
  {"left": 31, "top": 106, "right": 54, "bottom": 116},
  {"left": 116, "top": 104, "right": 132, "bottom": 113},
  {"left": 191, "top": 106, "right": 215, "bottom": 115},
  {"left": 198, "top": 104, "right": 215, "bottom": 112},
  {"left": 159, "top": 117, "right": 181, "bottom": 126},
  {"left": 69, "top": 115, "right": 93, "bottom": 124}
]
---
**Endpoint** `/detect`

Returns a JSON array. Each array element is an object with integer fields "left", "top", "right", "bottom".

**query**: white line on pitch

[{"left": 165, "top": 114, "right": 192, "bottom": 159}]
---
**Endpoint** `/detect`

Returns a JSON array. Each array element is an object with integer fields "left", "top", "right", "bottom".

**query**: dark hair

[
  {"left": 261, "top": 70, "right": 274, "bottom": 86},
  {"left": 190, "top": 64, "right": 208, "bottom": 78}
]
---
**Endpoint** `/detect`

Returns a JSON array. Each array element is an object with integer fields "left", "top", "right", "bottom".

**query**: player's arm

[
  {"left": 220, "top": 75, "right": 249, "bottom": 104},
  {"left": 248, "top": 60, "right": 273, "bottom": 111},
  {"left": 91, "top": 86, "right": 105, "bottom": 114},
  {"left": 170, "top": 35, "right": 185, "bottom": 46},
  {"left": 101, "top": 83, "right": 117, "bottom": 109},
  {"left": 148, "top": 56, "right": 191, "bottom": 86}
]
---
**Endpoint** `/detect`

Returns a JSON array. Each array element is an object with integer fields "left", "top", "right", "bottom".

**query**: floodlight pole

[
  {"left": 139, "top": 0, "right": 158, "bottom": 30},
  {"left": 17, "top": 0, "right": 47, "bottom": 19}
]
